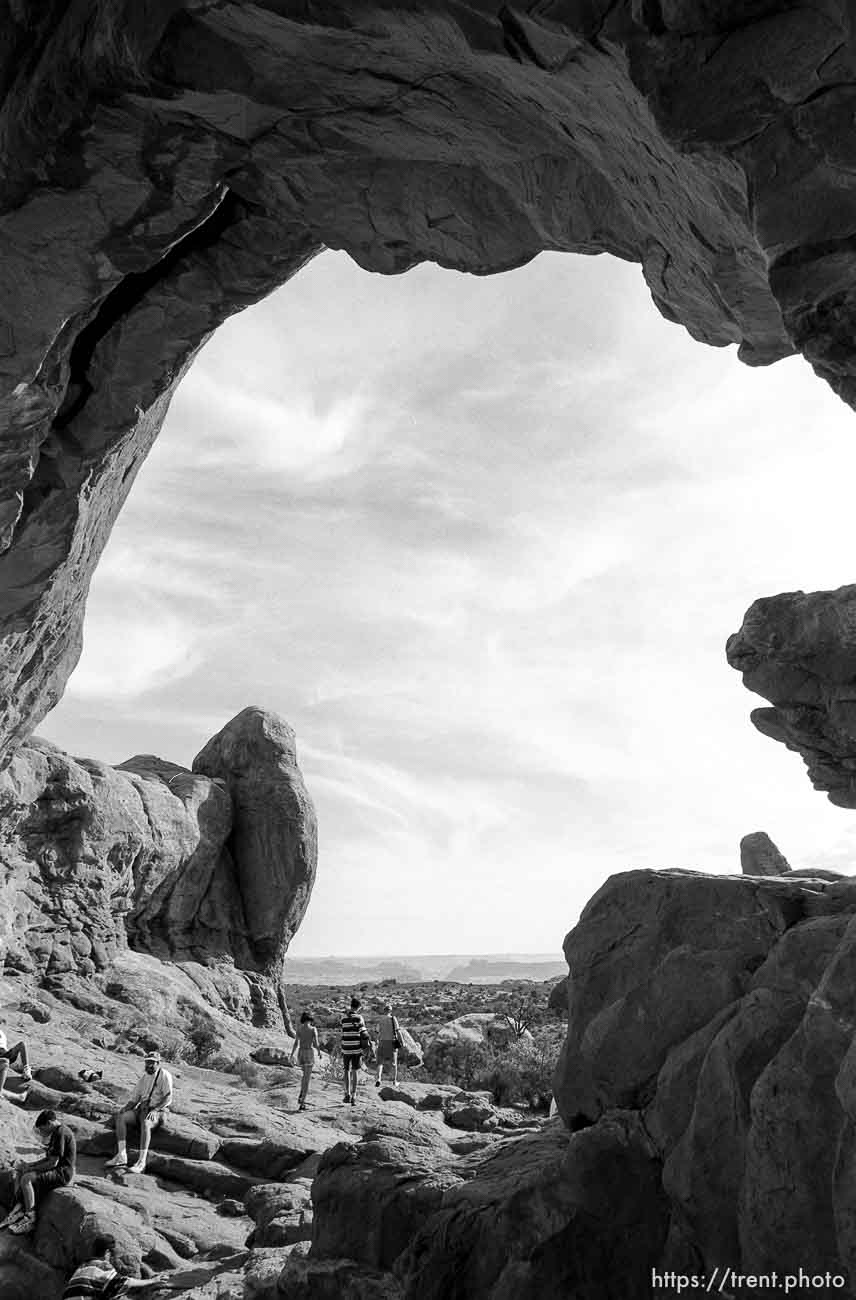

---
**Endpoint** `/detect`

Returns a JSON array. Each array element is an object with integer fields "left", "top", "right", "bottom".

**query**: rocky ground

[{"left": 0, "top": 958, "right": 545, "bottom": 1299}]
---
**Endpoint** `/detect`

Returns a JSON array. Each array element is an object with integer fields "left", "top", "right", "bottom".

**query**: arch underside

[{"left": 1, "top": 1, "right": 855, "bottom": 776}]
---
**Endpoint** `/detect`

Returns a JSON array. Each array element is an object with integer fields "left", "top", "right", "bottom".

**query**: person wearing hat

[{"left": 105, "top": 1049, "right": 173, "bottom": 1174}]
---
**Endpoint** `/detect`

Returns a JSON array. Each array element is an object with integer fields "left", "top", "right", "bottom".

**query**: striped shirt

[
  {"left": 340, "top": 1011, "right": 366, "bottom": 1054},
  {"left": 62, "top": 1260, "right": 118, "bottom": 1298}
]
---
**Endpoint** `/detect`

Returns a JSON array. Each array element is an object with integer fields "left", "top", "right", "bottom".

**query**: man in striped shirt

[{"left": 340, "top": 997, "right": 367, "bottom": 1105}]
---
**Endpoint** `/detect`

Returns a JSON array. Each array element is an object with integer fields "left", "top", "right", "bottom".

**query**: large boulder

[
  {"left": 553, "top": 868, "right": 856, "bottom": 1288},
  {"left": 193, "top": 708, "right": 317, "bottom": 972},
  {"left": 739, "top": 831, "right": 791, "bottom": 877},
  {"left": 0, "top": 712, "right": 316, "bottom": 1028}
]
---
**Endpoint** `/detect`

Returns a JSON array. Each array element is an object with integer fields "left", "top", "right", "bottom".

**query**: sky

[{"left": 39, "top": 248, "right": 856, "bottom": 958}]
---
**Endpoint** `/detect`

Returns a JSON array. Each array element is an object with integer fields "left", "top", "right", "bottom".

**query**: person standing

[
  {"left": 289, "top": 1011, "right": 321, "bottom": 1111},
  {"left": 105, "top": 1049, "right": 173, "bottom": 1174},
  {"left": 340, "top": 996, "right": 367, "bottom": 1105},
  {"left": 375, "top": 1002, "right": 404, "bottom": 1087}
]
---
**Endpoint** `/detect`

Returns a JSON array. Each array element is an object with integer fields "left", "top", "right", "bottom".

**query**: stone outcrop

[
  {"left": 0, "top": 708, "right": 316, "bottom": 1025},
  {"left": 740, "top": 830, "right": 791, "bottom": 876},
  {"left": 2, "top": 3, "right": 856, "bottom": 757},
  {"left": 728, "top": 585, "right": 856, "bottom": 808},
  {"left": 193, "top": 708, "right": 317, "bottom": 972}
]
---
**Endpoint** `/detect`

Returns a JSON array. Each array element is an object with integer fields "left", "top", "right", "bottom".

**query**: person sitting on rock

[
  {"left": 375, "top": 1002, "right": 404, "bottom": 1088},
  {"left": 105, "top": 1049, "right": 173, "bottom": 1174},
  {"left": 0, "top": 1025, "right": 32, "bottom": 1095},
  {"left": 340, "top": 996, "right": 369, "bottom": 1106},
  {"left": 0, "top": 1108, "right": 76, "bottom": 1235},
  {"left": 290, "top": 1011, "right": 321, "bottom": 1112}
]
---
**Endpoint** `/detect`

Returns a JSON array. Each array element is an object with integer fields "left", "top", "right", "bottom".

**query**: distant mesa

[{"left": 444, "top": 958, "right": 568, "bottom": 984}]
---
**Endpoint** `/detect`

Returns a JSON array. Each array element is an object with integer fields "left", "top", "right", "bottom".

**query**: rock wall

[
  {"left": 295, "top": 868, "right": 856, "bottom": 1295},
  {"left": 2, "top": 2, "right": 856, "bottom": 757},
  {"left": 0, "top": 707, "right": 316, "bottom": 1024}
]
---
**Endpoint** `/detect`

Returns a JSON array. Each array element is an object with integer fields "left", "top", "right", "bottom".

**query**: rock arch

[{"left": 1, "top": 1, "right": 855, "bottom": 761}]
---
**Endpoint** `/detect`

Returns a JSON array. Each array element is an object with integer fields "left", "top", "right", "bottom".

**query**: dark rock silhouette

[
  {"left": 728, "top": 585, "right": 856, "bottom": 808},
  {"left": 2, "top": 2, "right": 856, "bottom": 758},
  {"left": 740, "top": 831, "right": 791, "bottom": 876}
]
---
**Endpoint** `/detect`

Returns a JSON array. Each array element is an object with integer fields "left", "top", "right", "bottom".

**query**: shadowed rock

[
  {"left": 740, "top": 831, "right": 791, "bottom": 877},
  {"left": 727, "top": 585, "right": 856, "bottom": 808},
  {"left": 193, "top": 707, "right": 318, "bottom": 973},
  {"left": 2, "top": 3, "right": 856, "bottom": 757}
]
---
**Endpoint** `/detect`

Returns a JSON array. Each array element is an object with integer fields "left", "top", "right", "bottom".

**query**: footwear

[
  {"left": 298, "top": 1101, "right": 306, "bottom": 1111},
  {"left": 349, "top": 1096, "right": 356, "bottom": 1105},
  {"left": 128, "top": 1159, "right": 147, "bottom": 1174},
  {"left": 9, "top": 1212, "right": 35, "bottom": 1235},
  {"left": 105, "top": 1152, "right": 127, "bottom": 1169},
  {"left": 343, "top": 1095, "right": 351, "bottom": 1104},
  {"left": 20, "top": 1069, "right": 31, "bottom": 1083},
  {"left": 0, "top": 1207, "right": 24, "bottom": 1229},
  {"left": 374, "top": 1080, "right": 381, "bottom": 1088}
]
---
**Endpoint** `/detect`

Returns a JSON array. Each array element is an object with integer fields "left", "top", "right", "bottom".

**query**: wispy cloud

[{"left": 41, "top": 249, "right": 856, "bottom": 954}]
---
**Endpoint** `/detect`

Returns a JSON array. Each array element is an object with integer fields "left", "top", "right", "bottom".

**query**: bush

[
  {"left": 422, "top": 1027, "right": 563, "bottom": 1111},
  {"left": 181, "top": 1011, "right": 223, "bottom": 1066}
]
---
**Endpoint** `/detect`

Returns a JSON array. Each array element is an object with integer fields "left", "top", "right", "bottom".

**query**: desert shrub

[
  {"left": 422, "top": 1028, "right": 562, "bottom": 1111},
  {"left": 181, "top": 1011, "right": 223, "bottom": 1066},
  {"left": 422, "top": 1039, "right": 494, "bottom": 1091}
]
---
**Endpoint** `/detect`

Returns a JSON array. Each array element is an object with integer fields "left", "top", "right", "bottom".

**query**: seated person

[
  {"left": 0, "top": 1026, "right": 32, "bottom": 1093},
  {"left": 105, "top": 1049, "right": 173, "bottom": 1174},
  {"left": 1, "top": 1108, "right": 76, "bottom": 1235}
]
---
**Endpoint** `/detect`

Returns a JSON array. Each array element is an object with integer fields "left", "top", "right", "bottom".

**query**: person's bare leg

[
  {"left": 19, "top": 1176, "right": 34, "bottom": 1214},
  {"left": 129, "top": 1115, "right": 154, "bottom": 1172},
  {"left": 0, "top": 1059, "right": 9, "bottom": 1093},
  {"left": 106, "top": 1109, "right": 134, "bottom": 1165},
  {"left": 10, "top": 1041, "right": 31, "bottom": 1079},
  {"left": 392, "top": 1050, "right": 399, "bottom": 1085}
]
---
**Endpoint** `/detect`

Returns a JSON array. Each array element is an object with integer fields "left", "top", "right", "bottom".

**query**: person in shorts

[
  {"left": 0, "top": 1108, "right": 76, "bottom": 1235},
  {"left": 290, "top": 1011, "right": 321, "bottom": 1111},
  {"left": 105, "top": 1049, "right": 173, "bottom": 1174},
  {"left": 0, "top": 1025, "right": 32, "bottom": 1093},
  {"left": 375, "top": 1002, "right": 404, "bottom": 1087},
  {"left": 340, "top": 997, "right": 368, "bottom": 1105}
]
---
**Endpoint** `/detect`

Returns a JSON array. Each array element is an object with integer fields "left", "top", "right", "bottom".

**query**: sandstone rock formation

[
  {"left": 0, "top": 708, "right": 316, "bottom": 1025},
  {"left": 739, "top": 830, "right": 791, "bottom": 876},
  {"left": 728, "top": 585, "right": 856, "bottom": 808},
  {"left": 193, "top": 707, "right": 317, "bottom": 973},
  {"left": 2, "top": 2, "right": 856, "bottom": 758}
]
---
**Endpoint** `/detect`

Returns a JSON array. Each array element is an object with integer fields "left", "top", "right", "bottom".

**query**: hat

[{"left": 143, "top": 1049, "right": 161, "bottom": 1062}]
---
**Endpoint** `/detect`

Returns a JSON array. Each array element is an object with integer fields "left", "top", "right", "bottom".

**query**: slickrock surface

[
  {"left": 728, "top": 585, "right": 856, "bottom": 809},
  {"left": 0, "top": 710, "right": 316, "bottom": 1026},
  {"left": 2, "top": 2, "right": 856, "bottom": 758}
]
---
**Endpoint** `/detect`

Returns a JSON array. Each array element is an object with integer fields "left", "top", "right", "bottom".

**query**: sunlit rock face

[
  {"left": 1, "top": 1, "right": 855, "bottom": 757},
  {"left": 0, "top": 708, "right": 316, "bottom": 1024},
  {"left": 553, "top": 868, "right": 856, "bottom": 1287},
  {"left": 727, "top": 586, "right": 856, "bottom": 809}
]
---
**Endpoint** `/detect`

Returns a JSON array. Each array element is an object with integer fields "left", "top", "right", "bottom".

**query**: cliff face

[
  {"left": 0, "top": 706, "right": 317, "bottom": 1026},
  {"left": 1, "top": 1, "right": 856, "bottom": 759}
]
